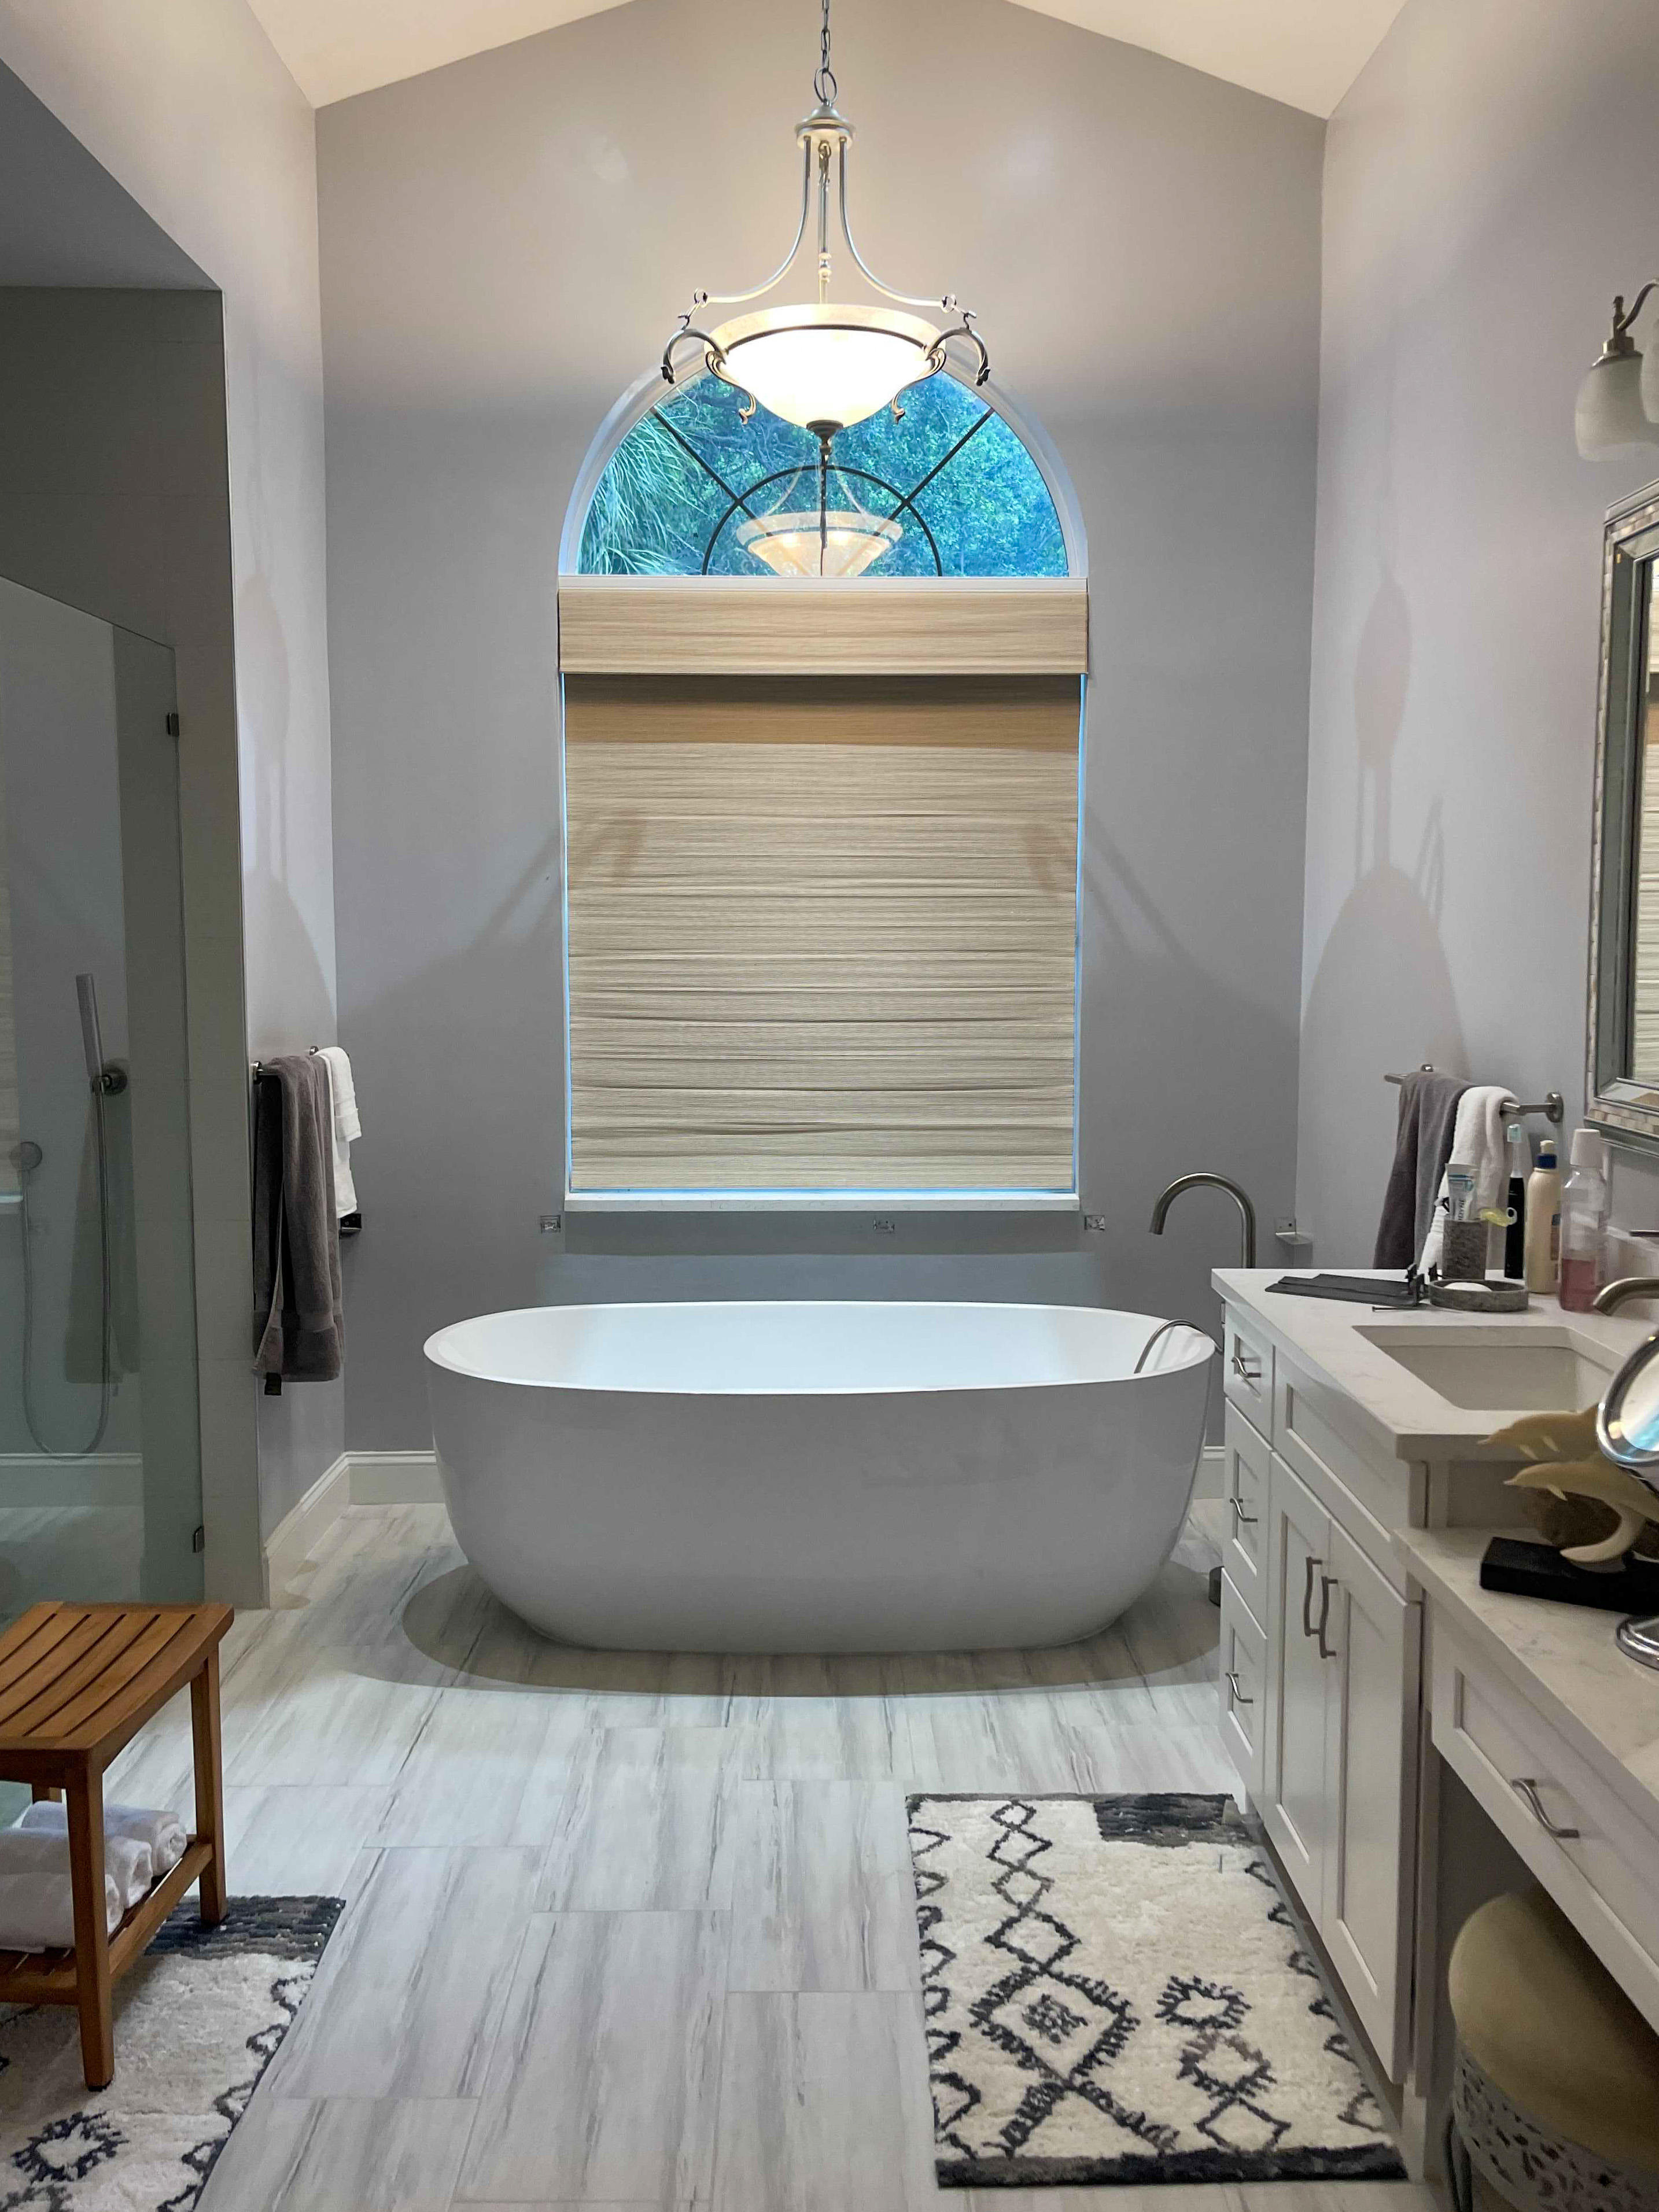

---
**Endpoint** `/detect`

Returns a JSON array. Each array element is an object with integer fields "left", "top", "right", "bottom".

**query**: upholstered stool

[{"left": 1446, "top": 1886, "right": 1659, "bottom": 2211}]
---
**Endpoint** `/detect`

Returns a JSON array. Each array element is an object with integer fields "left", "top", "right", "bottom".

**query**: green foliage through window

[{"left": 577, "top": 371, "right": 1068, "bottom": 578}]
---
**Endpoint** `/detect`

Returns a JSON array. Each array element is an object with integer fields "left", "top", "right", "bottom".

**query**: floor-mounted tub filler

[{"left": 424, "top": 1301, "right": 1215, "bottom": 1652}]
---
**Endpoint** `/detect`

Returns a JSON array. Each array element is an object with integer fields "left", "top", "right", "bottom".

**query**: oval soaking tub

[{"left": 423, "top": 1300, "right": 1214, "bottom": 1653}]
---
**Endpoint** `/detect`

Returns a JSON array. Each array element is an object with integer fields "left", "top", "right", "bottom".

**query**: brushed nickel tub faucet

[{"left": 1149, "top": 1173, "right": 1258, "bottom": 1269}]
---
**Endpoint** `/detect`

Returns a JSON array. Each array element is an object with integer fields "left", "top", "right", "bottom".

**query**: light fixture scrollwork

[{"left": 659, "top": 0, "right": 989, "bottom": 441}]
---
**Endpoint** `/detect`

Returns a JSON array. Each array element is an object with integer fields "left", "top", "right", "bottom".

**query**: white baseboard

[
  {"left": 348, "top": 1450, "right": 444, "bottom": 1505},
  {"left": 263, "top": 1450, "right": 443, "bottom": 1593},
  {"left": 263, "top": 1452, "right": 352, "bottom": 1598},
  {"left": 1192, "top": 1443, "right": 1225, "bottom": 1502},
  {"left": 0, "top": 1452, "right": 143, "bottom": 1507}
]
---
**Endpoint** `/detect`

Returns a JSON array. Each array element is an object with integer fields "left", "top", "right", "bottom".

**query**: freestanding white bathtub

[{"left": 423, "top": 1300, "right": 1214, "bottom": 1653}]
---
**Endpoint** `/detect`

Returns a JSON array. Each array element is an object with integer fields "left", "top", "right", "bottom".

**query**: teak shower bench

[{"left": 0, "top": 1601, "right": 231, "bottom": 2086}]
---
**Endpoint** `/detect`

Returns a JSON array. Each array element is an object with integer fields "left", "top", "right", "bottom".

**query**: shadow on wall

[
  {"left": 1300, "top": 559, "right": 1467, "bottom": 1262},
  {"left": 1079, "top": 822, "right": 1300, "bottom": 1308}
]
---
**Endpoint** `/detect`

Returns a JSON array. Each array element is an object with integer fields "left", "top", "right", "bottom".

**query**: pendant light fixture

[{"left": 661, "top": 0, "right": 989, "bottom": 443}]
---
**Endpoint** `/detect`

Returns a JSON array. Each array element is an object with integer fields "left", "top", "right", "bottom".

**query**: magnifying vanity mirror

[
  {"left": 1596, "top": 1325, "right": 1659, "bottom": 1668},
  {"left": 1588, "top": 480, "right": 1659, "bottom": 1142}
]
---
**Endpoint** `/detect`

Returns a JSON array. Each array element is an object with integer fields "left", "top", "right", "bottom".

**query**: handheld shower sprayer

[{"left": 76, "top": 972, "right": 126, "bottom": 1096}]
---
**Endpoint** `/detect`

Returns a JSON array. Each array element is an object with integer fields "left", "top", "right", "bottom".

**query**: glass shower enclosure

[{"left": 0, "top": 573, "right": 202, "bottom": 1619}]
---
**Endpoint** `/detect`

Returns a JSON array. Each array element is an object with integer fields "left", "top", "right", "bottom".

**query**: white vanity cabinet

[
  {"left": 1213, "top": 1277, "right": 1434, "bottom": 2089},
  {"left": 1253, "top": 1439, "right": 1419, "bottom": 2078}
]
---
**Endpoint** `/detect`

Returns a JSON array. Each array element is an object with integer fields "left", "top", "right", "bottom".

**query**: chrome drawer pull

[
  {"left": 1510, "top": 1776, "right": 1580, "bottom": 1839},
  {"left": 1229, "top": 1494, "right": 1259, "bottom": 1527},
  {"left": 1302, "top": 1553, "right": 1323, "bottom": 1637},
  {"left": 1225, "top": 1669, "right": 1253, "bottom": 1706},
  {"left": 1316, "top": 1574, "right": 1337, "bottom": 1659},
  {"left": 1231, "top": 1348, "right": 1262, "bottom": 1383}
]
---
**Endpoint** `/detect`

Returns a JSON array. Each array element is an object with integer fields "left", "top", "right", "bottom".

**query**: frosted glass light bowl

[{"left": 708, "top": 303, "right": 942, "bottom": 433}]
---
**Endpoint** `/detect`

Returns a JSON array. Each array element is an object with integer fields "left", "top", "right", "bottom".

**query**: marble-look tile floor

[{"left": 91, "top": 1504, "right": 1432, "bottom": 2212}]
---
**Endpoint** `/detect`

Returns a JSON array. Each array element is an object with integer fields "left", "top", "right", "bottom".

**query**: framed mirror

[{"left": 1588, "top": 478, "right": 1659, "bottom": 1148}]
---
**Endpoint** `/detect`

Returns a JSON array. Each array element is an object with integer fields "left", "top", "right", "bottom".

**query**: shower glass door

[{"left": 0, "top": 574, "right": 202, "bottom": 1618}]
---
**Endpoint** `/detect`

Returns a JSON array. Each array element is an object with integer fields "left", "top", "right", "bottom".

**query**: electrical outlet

[{"left": 1082, "top": 1214, "right": 1108, "bottom": 1232}]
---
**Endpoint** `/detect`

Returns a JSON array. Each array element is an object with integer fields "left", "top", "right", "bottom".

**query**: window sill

[{"left": 561, "top": 1192, "right": 1080, "bottom": 1216}]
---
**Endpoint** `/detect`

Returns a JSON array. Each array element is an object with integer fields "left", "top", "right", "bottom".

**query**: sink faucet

[
  {"left": 1593, "top": 1277, "right": 1659, "bottom": 1314},
  {"left": 1149, "top": 1173, "right": 1258, "bottom": 1269}
]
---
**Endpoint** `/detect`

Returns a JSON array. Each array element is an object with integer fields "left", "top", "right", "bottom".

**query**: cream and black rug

[
  {"left": 908, "top": 1791, "right": 1404, "bottom": 2188},
  {"left": 0, "top": 1896, "right": 341, "bottom": 2209}
]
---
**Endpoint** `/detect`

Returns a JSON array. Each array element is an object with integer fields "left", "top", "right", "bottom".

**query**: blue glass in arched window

[{"left": 577, "top": 371, "right": 1068, "bottom": 579}]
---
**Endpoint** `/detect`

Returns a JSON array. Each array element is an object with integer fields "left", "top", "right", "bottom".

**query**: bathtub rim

[{"left": 422, "top": 1297, "right": 1215, "bottom": 1397}]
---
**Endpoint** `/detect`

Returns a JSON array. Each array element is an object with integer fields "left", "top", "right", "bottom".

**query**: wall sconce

[{"left": 1576, "top": 285, "right": 1659, "bottom": 458}]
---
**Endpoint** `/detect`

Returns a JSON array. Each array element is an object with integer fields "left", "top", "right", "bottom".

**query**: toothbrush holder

[{"left": 1440, "top": 1220, "right": 1488, "bottom": 1284}]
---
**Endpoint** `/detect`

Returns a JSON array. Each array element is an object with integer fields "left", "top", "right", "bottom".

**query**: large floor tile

[
  {"left": 199, "top": 2095, "right": 476, "bottom": 2212},
  {"left": 219, "top": 1783, "right": 393, "bottom": 1896},
  {"left": 456, "top": 1910, "right": 727, "bottom": 2205},
  {"left": 377, "top": 1684, "right": 595, "bottom": 1846},
  {"left": 712, "top": 1990, "right": 938, "bottom": 2212},
  {"left": 722, "top": 1654, "right": 915, "bottom": 1780},
  {"left": 222, "top": 1632, "right": 445, "bottom": 1786},
  {"left": 270, "top": 1845, "right": 539, "bottom": 2100},
  {"left": 536, "top": 1727, "right": 757, "bottom": 1910},
  {"left": 727, "top": 1780, "right": 919, "bottom": 1992}
]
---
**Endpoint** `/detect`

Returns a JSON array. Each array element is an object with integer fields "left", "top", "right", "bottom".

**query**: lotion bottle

[{"left": 1524, "top": 1136, "right": 1562, "bottom": 1295}]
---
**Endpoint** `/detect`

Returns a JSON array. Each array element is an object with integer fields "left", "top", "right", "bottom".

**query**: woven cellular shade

[{"left": 563, "top": 674, "right": 1079, "bottom": 1194}]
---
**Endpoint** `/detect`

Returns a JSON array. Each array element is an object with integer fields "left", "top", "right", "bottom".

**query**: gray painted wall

[
  {"left": 318, "top": 0, "right": 1323, "bottom": 1448},
  {"left": 1299, "top": 0, "right": 1659, "bottom": 1263},
  {"left": 0, "top": 5, "right": 344, "bottom": 1550}
]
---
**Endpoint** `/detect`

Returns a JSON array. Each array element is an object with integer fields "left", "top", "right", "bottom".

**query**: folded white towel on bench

[
  {"left": 16, "top": 1799, "right": 186, "bottom": 1880},
  {"left": 0, "top": 1809, "right": 176, "bottom": 1951},
  {"left": 0, "top": 1869, "right": 124, "bottom": 1951}
]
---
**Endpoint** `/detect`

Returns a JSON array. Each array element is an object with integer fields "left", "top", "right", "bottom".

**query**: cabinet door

[
  {"left": 1221, "top": 1403, "right": 1268, "bottom": 1624},
  {"left": 1218, "top": 1569, "right": 1266, "bottom": 1801},
  {"left": 1262, "top": 1450, "right": 1331, "bottom": 1923},
  {"left": 1318, "top": 1518, "right": 1420, "bottom": 2081}
]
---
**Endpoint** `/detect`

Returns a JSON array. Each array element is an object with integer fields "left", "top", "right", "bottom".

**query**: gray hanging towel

[
  {"left": 1373, "top": 1069, "right": 1468, "bottom": 1267},
  {"left": 252, "top": 1054, "right": 343, "bottom": 1381}
]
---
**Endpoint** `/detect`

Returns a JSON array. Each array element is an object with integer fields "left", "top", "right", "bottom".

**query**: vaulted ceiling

[{"left": 247, "top": 0, "right": 1407, "bottom": 116}]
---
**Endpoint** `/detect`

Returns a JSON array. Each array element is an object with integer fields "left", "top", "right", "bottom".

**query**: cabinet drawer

[
  {"left": 1219, "top": 1570, "right": 1265, "bottom": 1801},
  {"left": 1221, "top": 1403, "right": 1268, "bottom": 1623},
  {"left": 1431, "top": 1624, "right": 1659, "bottom": 2032},
  {"left": 1223, "top": 1308, "right": 1274, "bottom": 1440}
]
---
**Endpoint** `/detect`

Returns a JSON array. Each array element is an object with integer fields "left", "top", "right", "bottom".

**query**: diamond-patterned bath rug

[
  {"left": 906, "top": 1791, "right": 1404, "bottom": 2189},
  {"left": 0, "top": 1895, "right": 341, "bottom": 2209}
]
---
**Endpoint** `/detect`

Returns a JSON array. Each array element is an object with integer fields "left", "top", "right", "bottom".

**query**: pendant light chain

[{"left": 814, "top": 0, "right": 836, "bottom": 108}]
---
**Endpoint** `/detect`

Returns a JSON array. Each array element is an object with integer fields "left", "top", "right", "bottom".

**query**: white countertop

[
  {"left": 1212, "top": 1268, "right": 1657, "bottom": 1461},
  {"left": 1401, "top": 1522, "right": 1659, "bottom": 1836}
]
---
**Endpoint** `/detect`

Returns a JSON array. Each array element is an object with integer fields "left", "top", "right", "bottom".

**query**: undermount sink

[{"left": 1357, "top": 1326, "right": 1620, "bottom": 1414}]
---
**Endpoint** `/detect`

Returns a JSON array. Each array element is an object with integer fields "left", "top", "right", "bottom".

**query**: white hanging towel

[
  {"left": 315, "top": 1045, "right": 361, "bottom": 1216},
  {"left": 1419, "top": 1084, "right": 1512, "bottom": 1275},
  {"left": 16, "top": 1798, "right": 185, "bottom": 1881}
]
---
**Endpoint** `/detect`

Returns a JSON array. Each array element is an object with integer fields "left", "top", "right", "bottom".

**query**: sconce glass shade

[
  {"left": 1643, "top": 339, "right": 1659, "bottom": 426},
  {"left": 708, "top": 304, "right": 942, "bottom": 435},
  {"left": 736, "top": 508, "right": 902, "bottom": 577},
  {"left": 1575, "top": 349, "right": 1659, "bottom": 458}
]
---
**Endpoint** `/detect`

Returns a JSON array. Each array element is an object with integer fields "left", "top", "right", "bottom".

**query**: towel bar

[{"left": 1384, "top": 1066, "right": 1564, "bottom": 1126}]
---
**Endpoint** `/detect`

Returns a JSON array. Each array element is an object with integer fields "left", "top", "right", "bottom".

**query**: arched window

[
  {"left": 557, "top": 370, "right": 1087, "bottom": 1208},
  {"left": 575, "top": 370, "right": 1073, "bottom": 580}
]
